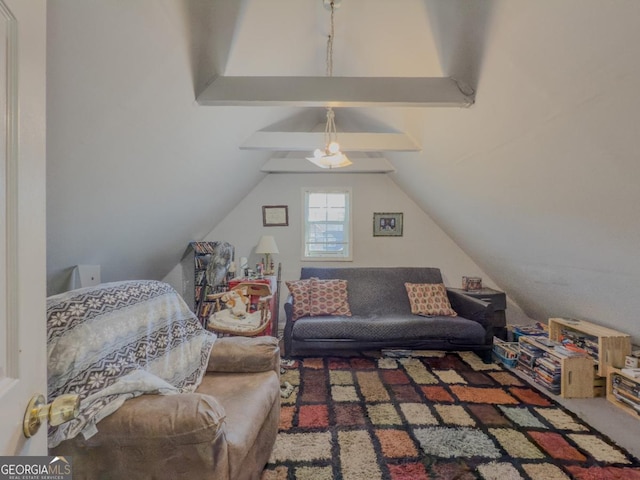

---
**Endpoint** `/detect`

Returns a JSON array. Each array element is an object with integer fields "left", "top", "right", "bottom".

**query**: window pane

[
  {"left": 326, "top": 193, "right": 345, "bottom": 207},
  {"left": 308, "top": 224, "right": 327, "bottom": 242},
  {"left": 326, "top": 224, "right": 343, "bottom": 234},
  {"left": 308, "top": 207, "right": 327, "bottom": 222},
  {"left": 308, "top": 193, "right": 327, "bottom": 208},
  {"left": 326, "top": 207, "right": 345, "bottom": 221}
]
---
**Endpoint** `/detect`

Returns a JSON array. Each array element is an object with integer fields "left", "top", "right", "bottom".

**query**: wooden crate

[
  {"left": 548, "top": 317, "right": 631, "bottom": 376},
  {"left": 519, "top": 335, "right": 595, "bottom": 398},
  {"left": 607, "top": 367, "right": 640, "bottom": 418}
]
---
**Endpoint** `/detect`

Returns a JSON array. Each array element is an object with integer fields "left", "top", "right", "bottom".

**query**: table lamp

[{"left": 255, "top": 235, "right": 279, "bottom": 275}]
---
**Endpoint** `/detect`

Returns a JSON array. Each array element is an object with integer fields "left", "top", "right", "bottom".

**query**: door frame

[{"left": 0, "top": 0, "right": 48, "bottom": 455}]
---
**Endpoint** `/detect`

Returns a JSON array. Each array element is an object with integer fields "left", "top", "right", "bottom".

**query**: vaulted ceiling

[{"left": 47, "top": 0, "right": 640, "bottom": 341}]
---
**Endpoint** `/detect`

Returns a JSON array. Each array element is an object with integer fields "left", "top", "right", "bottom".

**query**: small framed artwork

[
  {"left": 373, "top": 212, "right": 403, "bottom": 237},
  {"left": 262, "top": 205, "right": 289, "bottom": 227}
]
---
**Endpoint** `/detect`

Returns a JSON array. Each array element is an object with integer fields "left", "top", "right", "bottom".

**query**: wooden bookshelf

[
  {"left": 548, "top": 317, "right": 631, "bottom": 376},
  {"left": 607, "top": 367, "right": 640, "bottom": 419},
  {"left": 519, "top": 335, "right": 595, "bottom": 398},
  {"left": 182, "top": 242, "right": 233, "bottom": 326}
]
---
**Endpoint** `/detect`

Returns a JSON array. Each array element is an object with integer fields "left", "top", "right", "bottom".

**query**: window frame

[{"left": 301, "top": 187, "right": 353, "bottom": 261}]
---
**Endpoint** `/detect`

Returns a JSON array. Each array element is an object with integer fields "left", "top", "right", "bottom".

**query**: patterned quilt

[{"left": 47, "top": 280, "right": 216, "bottom": 448}]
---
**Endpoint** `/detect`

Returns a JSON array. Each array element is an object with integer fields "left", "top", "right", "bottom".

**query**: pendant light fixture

[{"left": 306, "top": 0, "right": 352, "bottom": 169}]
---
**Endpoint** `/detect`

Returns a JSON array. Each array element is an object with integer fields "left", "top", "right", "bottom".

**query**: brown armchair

[
  {"left": 48, "top": 280, "right": 280, "bottom": 479},
  {"left": 51, "top": 335, "right": 281, "bottom": 480}
]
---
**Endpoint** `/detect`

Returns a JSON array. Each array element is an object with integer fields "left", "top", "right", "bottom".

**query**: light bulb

[
  {"left": 313, "top": 148, "right": 323, "bottom": 158},
  {"left": 328, "top": 141, "right": 340, "bottom": 154}
]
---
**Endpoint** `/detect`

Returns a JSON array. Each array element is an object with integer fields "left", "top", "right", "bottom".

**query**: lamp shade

[
  {"left": 307, "top": 152, "right": 352, "bottom": 169},
  {"left": 255, "top": 235, "right": 279, "bottom": 254}
]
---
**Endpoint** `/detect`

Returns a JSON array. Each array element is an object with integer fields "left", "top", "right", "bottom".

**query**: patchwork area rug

[{"left": 262, "top": 351, "right": 640, "bottom": 480}]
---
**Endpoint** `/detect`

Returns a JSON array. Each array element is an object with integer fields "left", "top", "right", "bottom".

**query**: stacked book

[
  {"left": 559, "top": 328, "right": 599, "bottom": 361},
  {"left": 533, "top": 354, "right": 562, "bottom": 395},
  {"left": 517, "top": 341, "right": 545, "bottom": 377},
  {"left": 621, "top": 368, "right": 640, "bottom": 379},
  {"left": 510, "top": 323, "right": 548, "bottom": 341},
  {"left": 493, "top": 337, "right": 519, "bottom": 368},
  {"left": 611, "top": 373, "right": 640, "bottom": 414}
]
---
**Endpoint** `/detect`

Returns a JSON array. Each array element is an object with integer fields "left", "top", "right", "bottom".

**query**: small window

[{"left": 302, "top": 188, "right": 352, "bottom": 260}]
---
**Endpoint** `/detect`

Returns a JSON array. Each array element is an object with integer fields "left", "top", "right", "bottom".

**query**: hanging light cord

[
  {"left": 326, "top": 2, "right": 335, "bottom": 78},
  {"left": 324, "top": 2, "right": 336, "bottom": 150}
]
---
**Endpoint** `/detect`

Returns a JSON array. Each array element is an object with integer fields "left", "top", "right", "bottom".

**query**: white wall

[
  {"left": 164, "top": 172, "right": 532, "bottom": 325},
  {"left": 47, "top": 1, "right": 640, "bottom": 345}
]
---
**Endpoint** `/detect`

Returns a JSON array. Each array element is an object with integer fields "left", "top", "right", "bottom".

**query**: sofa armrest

[
  {"left": 80, "top": 393, "right": 225, "bottom": 447},
  {"left": 447, "top": 289, "right": 494, "bottom": 342},
  {"left": 283, "top": 295, "right": 295, "bottom": 357},
  {"left": 284, "top": 295, "right": 294, "bottom": 322},
  {"left": 207, "top": 336, "right": 280, "bottom": 375}
]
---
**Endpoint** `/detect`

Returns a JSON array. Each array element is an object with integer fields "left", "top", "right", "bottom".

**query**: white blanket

[{"left": 47, "top": 280, "right": 216, "bottom": 448}]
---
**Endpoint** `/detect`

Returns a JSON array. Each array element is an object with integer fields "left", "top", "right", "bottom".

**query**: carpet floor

[{"left": 261, "top": 351, "right": 640, "bottom": 480}]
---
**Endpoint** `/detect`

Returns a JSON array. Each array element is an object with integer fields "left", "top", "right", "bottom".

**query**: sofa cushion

[
  {"left": 405, "top": 283, "right": 457, "bottom": 317},
  {"left": 208, "top": 336, "right": 280, "bottom": 374},
  {"left": 286, "top": 279, "right": 312, "bottom": 320},
  {"left": 309, "top": 278, "right": 352, "bottom": 317},
  {"left": 291, "top": 314, "right": 485, "bottom": 344}
]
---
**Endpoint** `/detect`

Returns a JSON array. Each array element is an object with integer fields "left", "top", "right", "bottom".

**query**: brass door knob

[{"left": 23, "top": 393, "right": 81, "bottom": 438}]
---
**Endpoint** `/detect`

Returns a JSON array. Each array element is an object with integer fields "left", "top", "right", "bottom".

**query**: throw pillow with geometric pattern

[
  {"left": 309, "top": 278, "right": 352, "bottom": 317},
  {"left": 404, "top": 282, "right": 457, "bottom": 317},
  {"left": 286, "top": 279, "right": 312, "bottom": 320}
]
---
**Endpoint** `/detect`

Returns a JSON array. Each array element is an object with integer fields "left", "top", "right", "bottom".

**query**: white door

[{"left": 0, "top": 0, "right": 48, "bottom": 455}]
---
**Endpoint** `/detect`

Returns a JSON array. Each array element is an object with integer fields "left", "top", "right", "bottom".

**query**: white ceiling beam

[
  {"left": 261, "top": 156, "right": 396, "bottom": 174},
  {"left": 197, "top": 76, "right": 474, "bottom": 107},
  {"left": 241, "top": 132, "right": 420, "bottom": 152}
]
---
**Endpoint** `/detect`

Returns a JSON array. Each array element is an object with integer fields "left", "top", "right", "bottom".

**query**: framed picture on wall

[
  {"left": 262, "top": 205, "right": 289, "bottom": 227},
  {"left": 373, "top": 212, "right": 403, "bottom": 237}
]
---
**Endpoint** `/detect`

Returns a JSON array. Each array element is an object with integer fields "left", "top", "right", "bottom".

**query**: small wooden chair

[{"left": 207, "top": 283, "right": 272, "bottom": 337}]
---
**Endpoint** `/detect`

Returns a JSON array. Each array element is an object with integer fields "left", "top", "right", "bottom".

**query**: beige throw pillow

[
  {"left": 286, "top": 279, "right": 312, "bottom": 320},
  {"left": 404, "top": 282, "right": 457, "bottom": 317},
  {"left": 309, "top": 278, "right": 352, "bottom": 317}
]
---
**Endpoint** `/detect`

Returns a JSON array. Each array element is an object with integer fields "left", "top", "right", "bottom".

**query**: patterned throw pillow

[
  {"left": 286, "top": 279, "right": 312, "bottom": 320},
  {"left": 404, "top": 283, "right": 457, "bottom": 317},
  {"left": 309, "top": 278, "right": 352, "bottom": 317}
]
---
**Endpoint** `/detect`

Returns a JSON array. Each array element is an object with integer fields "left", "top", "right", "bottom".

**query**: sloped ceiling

[{"left": 47, "top": 0, "right": 640, "bottom": 340}]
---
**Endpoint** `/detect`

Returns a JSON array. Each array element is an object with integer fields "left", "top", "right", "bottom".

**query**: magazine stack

[
  {"left": 533, "top": 354, "right": 562, "bottom": 395},
  {"left": 517, "top": 341, "right": 545, "bottom": 377},
  {"left": 611, "top": 372, "right": 640, "bottom": 414},
  {"left": 559, "top": 328, "right": 599, "bottom": 361}
]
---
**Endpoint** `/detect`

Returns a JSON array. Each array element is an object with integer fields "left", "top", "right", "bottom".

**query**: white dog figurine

[{"left": 221, "top": 289, "right": 250, "bottom": 319}]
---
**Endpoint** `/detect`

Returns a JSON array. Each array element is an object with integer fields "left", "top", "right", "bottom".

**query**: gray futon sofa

[{"left": 284, "top": 267, "right": 494, "bottom": 361}]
